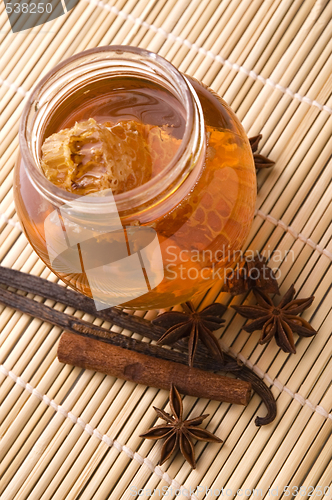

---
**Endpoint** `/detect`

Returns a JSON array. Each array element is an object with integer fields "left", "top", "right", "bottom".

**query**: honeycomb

[{"left": 41, "top": 118, "right": 157, "bottom": 195}]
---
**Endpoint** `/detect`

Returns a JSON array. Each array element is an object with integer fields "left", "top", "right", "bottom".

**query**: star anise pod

[
  {"left": 249, "top": 134, "right": 275, "bottom": 170},
  {"left": 139, "top": 384, "right": 222, "bottom": 468},
  {"left": 222, "top": 254, "right": 280, "bottom": 296},
  {"left": 232, "top": 285, "right": 317, "bottom": 354},
  {"left": 152, "top": 302, "right": 226, "bottom": 367}
]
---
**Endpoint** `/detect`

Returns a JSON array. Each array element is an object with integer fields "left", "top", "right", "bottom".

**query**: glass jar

[{"left": 14, "top": 46, "right": 256, "bottom": 310}]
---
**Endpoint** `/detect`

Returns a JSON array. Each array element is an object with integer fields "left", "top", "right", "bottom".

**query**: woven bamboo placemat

[{"left": 0, "top": 0, "right": 331, "bottom": 498}]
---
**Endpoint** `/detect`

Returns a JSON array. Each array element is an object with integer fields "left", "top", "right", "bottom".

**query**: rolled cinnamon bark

[{"left": 58, "top": 331, "right": 252, "bottom": 406}]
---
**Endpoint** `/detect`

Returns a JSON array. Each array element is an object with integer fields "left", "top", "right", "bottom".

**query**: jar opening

[{"left": 20, "top": 46, "right": 206, "bottom": 220}]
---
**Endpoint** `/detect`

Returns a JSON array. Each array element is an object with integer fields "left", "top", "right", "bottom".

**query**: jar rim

[{"left": 19, "top": 45, "right": 203, "bottom": 215}]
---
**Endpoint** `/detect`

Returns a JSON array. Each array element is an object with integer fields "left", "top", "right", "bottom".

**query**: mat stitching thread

[
  {"left": 2, "top": 354, "right": 332, "bottom": 423},
  {"left": 1, "top": 26, "right": 332, "bottom": 115},
  {"left": 222, "top": 348, "right": 332, "bottom": 421},
  {"left": 83, "top": 0, "right": 332, "bottom": 115},
  {"left": 255, "top": 210, "right": 332, "bottom": 260},
  {"left": 1, "top": 209, "right": 331, "bottom": 261},
  {"left": 0, "top": 76, "right": 29, "bottom": 96},
  {"left": 0, "top": 364, "right": 198, "bottom": 500},
  {"left": 0, "top": 212, "right": 22, "bottom": 230}
]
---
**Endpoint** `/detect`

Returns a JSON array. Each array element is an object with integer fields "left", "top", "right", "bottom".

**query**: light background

[{"left": 0, "top": 0, "right": 331, "bottom": 498}]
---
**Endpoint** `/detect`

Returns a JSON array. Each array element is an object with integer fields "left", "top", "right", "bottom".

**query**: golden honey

[{"left": 14, "top": 47, "right": 256, "bottom": 309}]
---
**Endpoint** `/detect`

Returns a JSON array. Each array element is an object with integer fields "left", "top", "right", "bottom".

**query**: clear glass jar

[{"left": 14, "top": 46, "right": 256, "bottom": 310}]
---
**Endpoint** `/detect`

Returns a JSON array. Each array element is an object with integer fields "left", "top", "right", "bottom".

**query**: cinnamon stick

[{"left": 58, "top": 331, "right": 252, "bottom": 406}]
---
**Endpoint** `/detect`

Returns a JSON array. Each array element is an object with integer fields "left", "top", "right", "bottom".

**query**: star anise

[
  {"left": 222, "top": 254, "right": 280, "bottom": 296},
  {"left": 139, "top": 384, "right": 222, "bottom": 468},
  {"left": 249, "top": 134, "right": 275, "bottom": 170},
  {"left": 152, "top": 302, "right": 226, "bottom": 367},
  {"left": 232, "top": 285, "right": 317, "bottom": 354}
]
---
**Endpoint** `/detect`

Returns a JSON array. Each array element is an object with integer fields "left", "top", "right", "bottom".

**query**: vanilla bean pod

[
  {"left": 0, "top": 267, "right": 276, "bottom": 424},
  {"left": 0, "top": 266, "right": 239, "bottom": 369}
]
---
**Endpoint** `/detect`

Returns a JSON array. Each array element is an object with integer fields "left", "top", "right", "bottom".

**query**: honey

[{"left": 15, "top": 47, "right": 256, "bottom": 310}]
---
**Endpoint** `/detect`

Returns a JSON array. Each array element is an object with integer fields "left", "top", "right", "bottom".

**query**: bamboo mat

[{"left": 0, "top": 0, "right": 331, "bottom": 498}]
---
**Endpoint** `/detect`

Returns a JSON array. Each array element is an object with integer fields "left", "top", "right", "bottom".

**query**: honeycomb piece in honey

[
  {"left": 146, "top": 126, "right": 182, "bottom": 176},
  {"left": 41, "top": 118, "right": 153, "bottom": 195},
  {"left": 40, "top": 128, "right": 77, "bottom": 191},
  {"left": 105, "top": 122, "right": 182, "bottom": 175}
]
